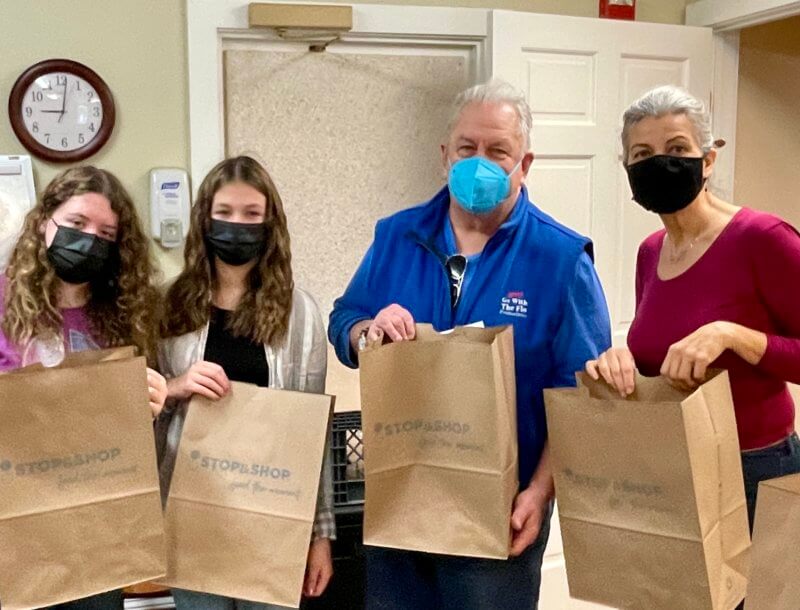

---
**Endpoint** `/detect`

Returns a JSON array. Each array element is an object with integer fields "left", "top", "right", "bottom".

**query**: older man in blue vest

[{"left": 329, "top": 80, "right": 612, "bottom": 609}]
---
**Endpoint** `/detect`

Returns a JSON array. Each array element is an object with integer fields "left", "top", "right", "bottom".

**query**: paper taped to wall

[{"left": 0, "top": 155, "right": 36, "bottom": 271}]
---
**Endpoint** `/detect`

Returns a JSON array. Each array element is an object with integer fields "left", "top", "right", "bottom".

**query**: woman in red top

[{"left": 586, "top": 85, "right": 800, "bottom": 529}]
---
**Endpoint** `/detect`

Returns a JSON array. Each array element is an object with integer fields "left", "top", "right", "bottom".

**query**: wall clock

[{"left": 8, "top": 59, "right": 116, "bottom": 163}]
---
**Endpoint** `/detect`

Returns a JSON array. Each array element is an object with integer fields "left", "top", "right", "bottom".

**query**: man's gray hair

[
  {"left": 621, "top": 85, "right": 714, "bottom": 161},
  {"left": 446, "top": 80, "right": 533, "bottom": 150}
]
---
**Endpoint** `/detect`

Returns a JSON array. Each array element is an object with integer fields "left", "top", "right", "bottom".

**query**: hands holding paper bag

[
  {"left": 586, "top": 342, "right": 721, "bottom": 396},
  {"left": 584, "top": 346, "right": 637, "bottom": 397},
  {"left": 349, "top": 303, "right": 416, "bottom": 351},
  {"left": 587, "top": 321, "right": 769, "bottom": 397},
  {"left": 166, "top": 360, "right": 231, "bottom": 401},
  {"left": 146, "top": 367, "right": 168, "bottom": 417},
  {"left": 358, "top": 319, "right": 549, "bottom": 558},
  {"left": 369, "top": 303, "right": 416, "bottom": 342}
]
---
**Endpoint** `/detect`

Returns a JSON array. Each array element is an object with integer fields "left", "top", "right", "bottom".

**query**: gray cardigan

[{"left": 154, "top": 288, "right": 336, "bottom": 539}]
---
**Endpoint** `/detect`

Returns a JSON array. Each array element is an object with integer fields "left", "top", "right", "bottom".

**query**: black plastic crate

[
  {"left": 331, "top": 411, "right": 365, "bottom": 511},
  {"left": 300, "top": 412, "right": 366, "bottom": 609},
  {"left": 329, "top": 507, "right": 365, "bottom": 560}
]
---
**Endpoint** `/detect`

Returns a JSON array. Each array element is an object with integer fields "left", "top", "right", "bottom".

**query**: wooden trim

[{"left": 248, "top": 3, "right": 353, "bottom": 30}]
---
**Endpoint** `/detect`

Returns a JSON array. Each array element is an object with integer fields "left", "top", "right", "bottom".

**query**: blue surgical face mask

[{"left": 448, "top": 156, "right": 523, "bottom": 215}]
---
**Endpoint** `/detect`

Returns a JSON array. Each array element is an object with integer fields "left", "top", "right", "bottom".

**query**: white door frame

[
  {"left": 186, "top": 0, "right": 491, "bottom": 185},
  {"left": 686, "top": 0, "right": 800, "bottom": 31},
  {"left": 688, "top": 0, "right": 800, "bottom": 203}
]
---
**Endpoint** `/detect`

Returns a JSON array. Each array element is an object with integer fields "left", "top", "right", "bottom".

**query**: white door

[
  {"left": 492, "top": 11, "right": 712, "bottom": 346},
  {"left": 490, "top": 12, "right": 712, "bottom": 609}
]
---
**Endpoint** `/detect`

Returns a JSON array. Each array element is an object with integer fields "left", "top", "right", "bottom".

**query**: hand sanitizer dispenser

[{"left": 150, "top": 168, "right": 190, "bottom": 248}]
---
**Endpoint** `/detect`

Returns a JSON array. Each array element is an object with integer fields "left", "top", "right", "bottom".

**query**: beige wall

[
  {"left": 1, "top": 0, "right": 691, "bottom": 280},
  {"left": 735, "top": 16, "right": 800, "bottom": 412},
  {"left": 225, "top": 49, "right": 467, "bottom": 321},
  {"left": 0, "top": 0, "right": 189, "bottom": 277},
  {"left": 735, "top": 16, "right": 800, "bottom": 230}
]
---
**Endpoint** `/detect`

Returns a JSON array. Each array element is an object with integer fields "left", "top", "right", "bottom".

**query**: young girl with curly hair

[{"left": 0, "top": 165, "right": 167, "bottom": 609}]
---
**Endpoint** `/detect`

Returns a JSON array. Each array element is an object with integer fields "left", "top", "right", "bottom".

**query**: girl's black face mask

[
  {"left": 206, "top": 219, "right": 268, "bottom": 266},
  {"left": 626, "top": 155, "right": 706, "bottom": 214},
  {"left": 46, "top": 222, "right": 117, "bottom": 285}
]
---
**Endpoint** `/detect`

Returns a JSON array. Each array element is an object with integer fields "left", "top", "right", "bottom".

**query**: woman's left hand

[
  {"left": 304, "top": 537, "right": 333, "bottom": 598},
  {"left": 660, "top": 321, "right": 731, "bottom": 390},
  {"left": 146, "top": 368, "right": 168, "bottom": 418}
]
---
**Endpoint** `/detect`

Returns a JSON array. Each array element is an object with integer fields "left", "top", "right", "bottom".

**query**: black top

[{"left": 203, "top": 307, "right": 268, "bottom": 387}]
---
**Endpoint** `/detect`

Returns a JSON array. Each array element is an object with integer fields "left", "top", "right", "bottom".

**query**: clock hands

[{"left": 58, "top": 77, "right": 68, "bottom": 123}]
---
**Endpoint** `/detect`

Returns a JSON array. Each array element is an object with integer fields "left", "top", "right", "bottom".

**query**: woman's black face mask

[
  {"left": 626, "top": 155, "right": 706, "bottom": 214},
  {"left": 206, "top": 219, "right": 268, "bottom": 266},
  {"left": 46, "top": 220, "right": 118, "bottom": 285}
]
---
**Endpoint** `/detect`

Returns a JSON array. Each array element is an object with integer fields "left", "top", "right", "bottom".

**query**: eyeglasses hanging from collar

[{"left": 445, "top": 254, "right": 467, "bottom": 309}]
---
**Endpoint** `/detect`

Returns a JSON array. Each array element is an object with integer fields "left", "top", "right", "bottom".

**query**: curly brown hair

[
  {"left": 2, "top": 166, "right": 160, "bottom": 363},
  {"left": 161, "top": 156, "right": 294, "bottom": 346}
]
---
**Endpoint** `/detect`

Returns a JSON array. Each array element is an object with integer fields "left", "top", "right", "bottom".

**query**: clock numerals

[
  {"left": 11, "top": 60, "right": 115, "bottom": 161},
  {"left": 21, "top": 74, "right": 103, "bottom": 152}
]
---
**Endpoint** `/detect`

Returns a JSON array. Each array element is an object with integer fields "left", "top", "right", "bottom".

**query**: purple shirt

[
  {"left": 628, "top": 208, "right": 800, "bottom": 450},
  {"left": 0, "top": 275, "right": 100, "bottom": 372}
]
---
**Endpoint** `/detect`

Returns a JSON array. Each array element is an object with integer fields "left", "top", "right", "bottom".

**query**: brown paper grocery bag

[
  {"left": 359, "top": 324, "right": 518, "bottom": 559},
  {"left": 746, "top": 473, "right": 800, "bottom": 609},
  {"left": 7, "top": 345, "right": 137, "bottom": 373},
  {"left": 158, "top": 382, "right": 334, "bottom": 608},
  {"left": 543, "top": 371, "right": 750, "bottom": 610},
  {"left": 0, "top": 354, "right": 167, "bottom": 610}
]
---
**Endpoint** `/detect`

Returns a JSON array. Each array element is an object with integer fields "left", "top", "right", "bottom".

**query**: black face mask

[
  {"left": 626, "top": 155, "right": 706, "bottom": 214},
  {"left": 206, "top": 219, "right": 267, "bottom": 266},
  {"left": 46, "top": 223, "right": 117, "bottom": 285}
]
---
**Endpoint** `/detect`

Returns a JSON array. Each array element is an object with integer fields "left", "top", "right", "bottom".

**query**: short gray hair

[
  {"left": 621, "top": 85, "right": 714, "bottom": 162},
  {"left": 446, "top": 80, "right": 533, "bottom": 150}
]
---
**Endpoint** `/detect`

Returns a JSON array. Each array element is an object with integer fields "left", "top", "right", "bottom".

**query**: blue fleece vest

[{"left": 330, "top": 186, "right": 611, "bottom": 486}]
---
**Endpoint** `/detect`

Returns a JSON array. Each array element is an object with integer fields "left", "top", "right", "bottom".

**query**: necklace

[
  {"left": 664, "top": 207, "right": 734, "bottom": 264},
  {"left": 665, "top": 233, "right": 701, "bottom": 263}
]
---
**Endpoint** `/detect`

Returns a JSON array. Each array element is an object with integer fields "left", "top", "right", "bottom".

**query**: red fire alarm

[{"left": 599, "top": 0, "right": 635, "bottom": 20}]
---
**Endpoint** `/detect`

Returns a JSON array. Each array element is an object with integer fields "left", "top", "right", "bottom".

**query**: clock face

[
  {"left": 8, "top": 59, "right": 116, "bottom": 163},
  {"left": 20, "top": 72, "right": 104, "bottom": 153}
]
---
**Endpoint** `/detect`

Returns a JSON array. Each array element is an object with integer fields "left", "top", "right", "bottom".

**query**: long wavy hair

[
  {"left": 161, "top": 156, "right": 294, "bottom": 346},
  {"left": 2, "top": 166, "right": 160, "bottom": 363}
]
